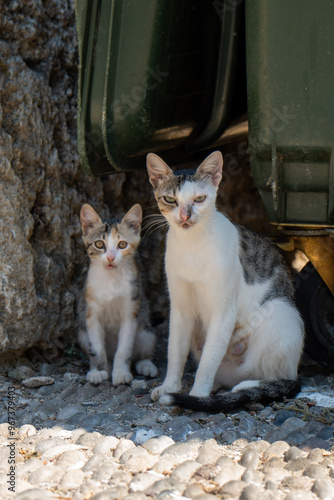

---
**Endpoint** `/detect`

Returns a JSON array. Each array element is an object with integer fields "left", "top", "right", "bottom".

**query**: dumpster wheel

[{"left": 295, "top": 261, "right": 334, "bottom": 370}]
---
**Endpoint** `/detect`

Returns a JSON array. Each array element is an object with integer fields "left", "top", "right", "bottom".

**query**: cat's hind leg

[
  {"left": 236, "top": 298, "right": 304, "bottom": 382},
  {"left": 136, "top": 359, "right": 158, "bottom": 378},
  {"left": 133, "top": 328, "right": 158, "bottom": 377}
]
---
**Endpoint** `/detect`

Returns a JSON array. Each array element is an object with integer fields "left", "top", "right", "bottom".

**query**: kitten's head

[
  {"left": 80, "top": 204, "right": 142, "bottom": 269},
  {"left": 146, "top": 151, "right": 223, "bottom": 229}
]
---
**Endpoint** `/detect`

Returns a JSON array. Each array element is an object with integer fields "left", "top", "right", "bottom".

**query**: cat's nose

[
  {"left": 106, "top": 254, "right": 115, "bottom": 263},
  {"left": 180, "top": 208, "right": 191, "bottom": 221}
]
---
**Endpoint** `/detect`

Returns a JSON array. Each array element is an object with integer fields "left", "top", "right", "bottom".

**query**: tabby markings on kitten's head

[{"left": 80, "top": 203, "right": 142, "bottom": 270}]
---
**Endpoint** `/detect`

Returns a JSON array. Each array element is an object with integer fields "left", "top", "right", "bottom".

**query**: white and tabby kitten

[
  {"left": 146, "top": 151, "right": 304, "bottom": 412},
  {"left": 79, "top": 203, "right": 157, "bottom": 386}
]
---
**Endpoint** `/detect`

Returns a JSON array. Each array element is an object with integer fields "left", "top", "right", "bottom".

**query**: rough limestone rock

[
  {"left": 0, "top": 0, "right": 105, "bottom": 354},
  {"left": 0, "top": 0, "right": 269, "bottom": 358}
]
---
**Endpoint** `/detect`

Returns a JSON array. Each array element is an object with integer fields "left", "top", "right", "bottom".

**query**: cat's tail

[{"left": 167, "top": 379, "right": 301, "bottom": 413}]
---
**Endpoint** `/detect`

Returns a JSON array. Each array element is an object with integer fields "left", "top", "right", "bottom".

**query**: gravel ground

[{"left": 1, "top": 327, "right": 334, "bottom": 500}]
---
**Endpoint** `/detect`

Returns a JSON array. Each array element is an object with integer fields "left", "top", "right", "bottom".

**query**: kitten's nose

[{"left": 106, "top": 254, "right": 115, "bottom": 263}]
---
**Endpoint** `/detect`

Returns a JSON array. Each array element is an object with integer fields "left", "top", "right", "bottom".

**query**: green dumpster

[{"left": 75, "top": 0, "right": 246, "bottom": 175}]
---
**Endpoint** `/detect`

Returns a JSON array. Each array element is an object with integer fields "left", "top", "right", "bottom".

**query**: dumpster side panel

[{"left": 246, "top": 0, "right": 334, "bottom": 226}]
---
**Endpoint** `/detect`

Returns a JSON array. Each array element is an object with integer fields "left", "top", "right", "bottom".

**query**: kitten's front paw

[
  {"left": 87, "top": 369, "right": 109, "bottom": 385},
  {"left": 151, "top": 381, "right": 181, "bottom": 402},
  {"left": 136, "top": 359, "right": 158, "bottom": 378},
  {"left": 112, "top": 369, "right": 133, "bottom": 387}
]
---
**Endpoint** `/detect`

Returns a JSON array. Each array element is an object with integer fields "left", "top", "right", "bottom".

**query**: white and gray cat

[
  {"left": 146, "top": 151, "right": 304, "bottom": 412},
  {"left": 79, "top": 203, "right": 157, "bottom": 386}
]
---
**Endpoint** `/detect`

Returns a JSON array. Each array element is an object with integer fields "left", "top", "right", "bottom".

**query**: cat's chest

[
  {"left": 87, "top": 265, "right": 132, "bottom": 302},
  {"left": 166, "top": 227, "right": 234, "bottom": 283}
]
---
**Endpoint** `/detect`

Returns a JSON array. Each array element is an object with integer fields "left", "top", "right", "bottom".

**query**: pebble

[
  {"left": 142, "top": 435, "right": 174, "bottom": 454},
  {"left": 113, "top": 439, "right": 135, "bottom": 460},
  {"left": 240, "top": 484, "right": 260, "bottom": 500},
  {"left": 0, "top": 357, "right": 332, "bottom": 500},
  {"left": 239, "top": 448, "right": 260, "bottom": 469},
  {"left": 285, "top": 457, "right": 311, "bottom": 471},
  {"left": 29, "top": 465, "right": 64, "bottom": 485},
  {"left": 312, "top": 478, "right": 334, "bottom": 499},
  {"left": 145, "top": 476, "right": 185, "bottom": 496},
  {"left": 196, "top": 439, "right": 223, "bottom": 464},
  {"left": 56, "top": 449, "right": 87, "bottom": 469},
  {"left": 60, "top": 469, "right": 86, "bottom": 489},
  {"left": 214, "top": 464, "right": 245, "bottom": 487},
  {"left": 284, "top": 446, "right": 304, "bottom": 462},
  {"left": 8, "top": 366, "right": 36, "bottom": 381},
  {"left": 170, "top": 460, "right": 200, "bottom": 481},
  {"left": 307, "top": 447, "right": 324, "bottom": 463},
  {"left": 14, "top": 489, "right": 57, "bottom": 499},
  {"left": 263, "top": 441, "right": 290, "bottom": 459},
  {"left": 92, "top": 435, "right": 119, "bottom": 454},
  {"left": 220, "top": 479, "right": 248, "bottom": 497},
  {"left": 303, "top": 463, "right": 328, "bottom": 478},
  {"left": 242, "top": 468, "right": 264, "bottom": 485},
  {"left": 22, "top": 376, "right": 55, "bottom": 388},
  {"left": 129, "top": 471, "right": 163, "bottom": 492}
]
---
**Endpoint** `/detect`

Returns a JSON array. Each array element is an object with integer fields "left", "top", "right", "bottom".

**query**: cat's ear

[
  {"left": 80, "top": 204, "right": 102, "bottom": 235},
  {"left": 122, "top": 204, "right": 143, "bottom": 234},
  {"left": 196, "top": 151, "right": 223, "bottom": 187},
  {"left": 146, "top": 153, "right": 173, "bottom": 188}
]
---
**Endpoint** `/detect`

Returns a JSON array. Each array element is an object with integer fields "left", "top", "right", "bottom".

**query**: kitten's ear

[
  {"left": 196, "top": 151, "right": 223, "bottom": 187},
  {"left": 80, "top": 204, "right": 102, "bottom": 235},
  {"left": 146, "top": 153, "right": 173, "bottom": 188},
  {"left": 122, "top": 204, "right": 143, "bottom": 234}
]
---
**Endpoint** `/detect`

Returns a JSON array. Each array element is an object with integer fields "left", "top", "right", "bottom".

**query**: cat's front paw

[
  {"left": 151, "top": 381, "right": 181, "bottom": 402},
  {"left": 136, "top": 359, "right": 158, "bottom": 378},
  {"left": 112, "top": 369, "right": 133, "bottom": 387},
  {"left": 87, "top": 369, "right": 109, "bottom": 385},
  {"left": 189, "top": 387, "right": 211, "bottom": 398}
]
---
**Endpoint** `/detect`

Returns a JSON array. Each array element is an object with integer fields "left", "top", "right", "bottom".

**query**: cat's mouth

[
  {"left": 178, "top": 221, "right": 195, "bottom": 229},
  {"left": 106, "top": 263, "right": 116, "bottom": 269}
]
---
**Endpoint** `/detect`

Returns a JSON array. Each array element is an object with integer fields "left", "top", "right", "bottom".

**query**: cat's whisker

[
  {"left": 142, "top": 222, "right": 168, "bottom": 235},
  {"left": 143, "top": 218, "right": 168, "bottom": 230},
  {"left": 142, "top": 221, "right": 169, "bottom": 240},
  {"left": 142, "top": 217, "right": 168, "bottom": 231}
]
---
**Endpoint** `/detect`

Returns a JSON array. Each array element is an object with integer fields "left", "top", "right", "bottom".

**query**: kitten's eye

[
  {"left": 94, "top": 240, "right": 105, "bottom": 249},
  {"left": 164, "top": 196, "right": 176, "bottom": 204},
  {"left": 118, "top": 241, "right": 128, "bottom": 249},
  {"left": 194, "top": 195, "right": 206, "bottom": 203}
]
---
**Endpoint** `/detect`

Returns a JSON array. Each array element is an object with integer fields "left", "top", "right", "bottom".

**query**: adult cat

[
  {"left": 146, "top": 151, "right": 304, "bottom": 412},
  {"left": 79, "top": 203, "right": 157, "bottom": 386}
]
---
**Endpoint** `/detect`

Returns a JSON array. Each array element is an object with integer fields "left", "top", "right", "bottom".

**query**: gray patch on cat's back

[{"left": 236, "top": 225, "right": 294, "bottom": 304}]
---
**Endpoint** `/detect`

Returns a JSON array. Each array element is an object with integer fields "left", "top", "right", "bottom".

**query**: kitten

[
  {"left": 79, "top": 203, "right": 158, "bottom": 386},
  {"left": 146, "top": 151, "right": 304, "bottom": 412}
]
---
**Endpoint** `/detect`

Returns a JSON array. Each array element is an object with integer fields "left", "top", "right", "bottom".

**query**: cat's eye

[
  {"left": 194, "top": 195, "right": 206, "bottom": 203},
  {"left": 94, "top": 240, "right": 105, "bottom": 249},
  {"left": 164, "top": 196, "right": 176, "bottom": 204},
  {"left": 118, "top": 241, "right": 128, "bottom": 249}
]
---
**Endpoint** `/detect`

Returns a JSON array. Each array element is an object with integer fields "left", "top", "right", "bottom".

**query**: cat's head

[
  {"left": 80, "top": 204, "right": 142, "bottom": 269},
  {"left": 146, "top": 151, "right": 223, "bottom": 230}
]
